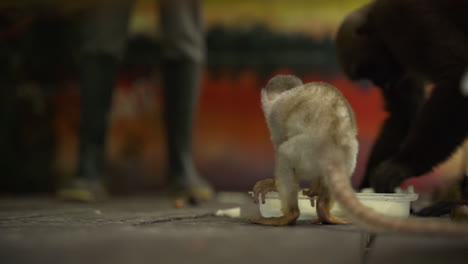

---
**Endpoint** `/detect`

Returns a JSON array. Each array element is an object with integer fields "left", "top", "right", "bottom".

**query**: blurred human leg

[
  {"left": 159, "top": 0, "right": 214, "bottom": 200},
  {"left": 57, "top": 1, "right": 133, "bottom": 201}
]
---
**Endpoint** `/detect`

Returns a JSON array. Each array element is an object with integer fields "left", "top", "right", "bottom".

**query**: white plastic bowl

[{"left": 250, "top": 190, "right": 418, "bottom": 220}]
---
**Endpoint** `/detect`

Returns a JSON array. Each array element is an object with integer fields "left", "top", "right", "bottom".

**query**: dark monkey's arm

[
  {"left": 360, "top": 76, "right": 424, "bottom": 189},
  {"left": 369, "top": 0, "right": 468, "bottom": 192}
]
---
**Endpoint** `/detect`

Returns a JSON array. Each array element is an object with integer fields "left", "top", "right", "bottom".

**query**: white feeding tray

[{"left": 250, "top": 188, "right": 418, "bottom": 220}]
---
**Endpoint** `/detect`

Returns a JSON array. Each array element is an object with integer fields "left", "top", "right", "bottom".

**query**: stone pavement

[{"left": 1, "top": 193, "right": 467, "bottom": 264}]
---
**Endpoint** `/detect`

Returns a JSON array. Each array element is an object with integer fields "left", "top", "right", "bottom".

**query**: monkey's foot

[
  {"left": 250, "top": 211, "right": 300, "bottom": 226},
  {"left": 253, "top": 178, "right": 277, "bottom": 204},
  {"left": 317, "top": 201, "right": 349, "bottom": 225},
  {"left": 319, "top": 215, "right": 350, "bottom": 225}
]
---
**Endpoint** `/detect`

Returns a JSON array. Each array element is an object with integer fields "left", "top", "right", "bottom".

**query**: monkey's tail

[{"left": 327, "top": 165, "right": 468, "bottom": 236}]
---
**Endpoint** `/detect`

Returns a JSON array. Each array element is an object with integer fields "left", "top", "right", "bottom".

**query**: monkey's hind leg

[
  {"left": 316, "top": 186, "right": 349, "bottom": 225},
  {"left": 251, "top": 154, "right": 300, "bottom": 226}
]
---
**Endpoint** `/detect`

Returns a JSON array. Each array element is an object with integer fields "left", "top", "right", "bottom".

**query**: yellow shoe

[
  {"left": 56, "top": 178, "right": 108, "bottom": 203},
  {"left": 169, "top": 177, "right": 215, "bottom": 202}
]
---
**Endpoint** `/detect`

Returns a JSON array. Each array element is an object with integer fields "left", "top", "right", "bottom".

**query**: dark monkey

[{"left": 335, "top": 0, "right": 468, "bottom": 193}]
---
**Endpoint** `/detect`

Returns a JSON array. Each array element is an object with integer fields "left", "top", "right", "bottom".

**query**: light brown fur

[{"left": 252, "top": 75, "right": 468, "bottom": 236}]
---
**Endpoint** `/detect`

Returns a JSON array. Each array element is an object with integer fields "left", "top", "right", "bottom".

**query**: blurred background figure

[
  {"left": 0, "top": 0, "right": 466, "bottom": 207},
  {"left": 56, "top": 0, "right": 214, "bottom": 202}
]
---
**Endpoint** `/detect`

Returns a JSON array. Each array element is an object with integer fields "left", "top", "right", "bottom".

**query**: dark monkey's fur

[{"left": 335, "top": 0, "right": 468, "bottom": 193}]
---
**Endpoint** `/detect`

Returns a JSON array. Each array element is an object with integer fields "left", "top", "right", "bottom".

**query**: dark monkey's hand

[{"left": 370, "top": 159, "right": 413, "bottom": 193}]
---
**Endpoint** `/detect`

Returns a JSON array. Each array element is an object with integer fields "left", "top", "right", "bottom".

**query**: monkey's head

[
  {"left": 335, "top": 4, "right": 401, "bottom": 88},
  {"left": 261, "top": 75, "right": 303, "bottom": 110}
]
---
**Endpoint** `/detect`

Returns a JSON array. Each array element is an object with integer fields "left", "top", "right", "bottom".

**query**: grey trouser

[
  {"left": 80, "top": 0, "right": 205, "bottom": 63},
  {"left": 77, "top": 0, "right": 205, "bottom": 182}
]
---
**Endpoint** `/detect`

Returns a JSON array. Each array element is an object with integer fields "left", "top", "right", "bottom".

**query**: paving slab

[
  {"left": 1, "top": 218, "right": 365, "bottom": 264},
  {"left": 1, "top": 195, "right": 467, "bottom": 264},
  {"left": 367, "top": 234, "right": 468, "bottom": 264},
  {"left": 0, "top": 195, "right": 365, "bottom": 264}
]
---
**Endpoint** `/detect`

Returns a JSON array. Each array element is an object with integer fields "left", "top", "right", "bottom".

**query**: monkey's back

[
  {"left": 268, "top": 82, "right": 357, "bottom": 143},
  {"left": 266, "top": 82, "right": 358, "bottom": 178}
]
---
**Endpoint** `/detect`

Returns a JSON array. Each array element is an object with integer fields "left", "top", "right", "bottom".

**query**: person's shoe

[
  {"left": 451, "top": 205, "right": 468, "bottom": 223},
  {"left": 56, "top": 178, "right": 108, "bottom": 202},
  {"left": 168, "top": 176, "right": 215, "bottom": 202}
]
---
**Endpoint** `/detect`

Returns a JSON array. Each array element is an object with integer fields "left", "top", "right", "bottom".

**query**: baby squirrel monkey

[
  {"left": 252, "top": 75, "right": 358, "bottom": 226},
  {"left": 252, "top": 75, "right": 468, "bottom": 236}
]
